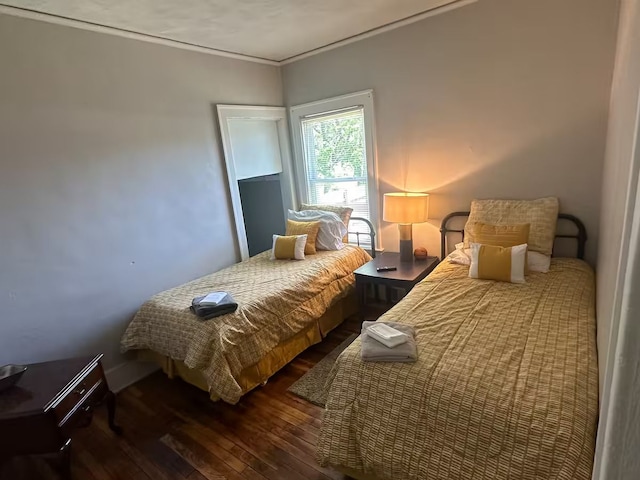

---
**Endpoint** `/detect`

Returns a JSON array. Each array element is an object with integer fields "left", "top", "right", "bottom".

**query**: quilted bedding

[
  {"left": 121, "top": 245, "right": 371, "bottom": 404},
  {"left": 317, "top": 258, "right": 598, "bottom": 480}
]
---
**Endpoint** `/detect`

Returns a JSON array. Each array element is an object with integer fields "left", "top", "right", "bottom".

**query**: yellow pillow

[
  {"left": 469, "top": 243, "right": 527, "bottom": 283},
  {"left": 467, "top": 223, "right": 530, "bottom": 247},
  {"left": 286, "top": 220, "right": 320, "bottom": 255},
  {"left": 270, "top": 234, "right": 307, "bottom": 260}
]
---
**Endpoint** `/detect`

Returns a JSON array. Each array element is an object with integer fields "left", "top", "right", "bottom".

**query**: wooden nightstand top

[
  {"left": 0, "top": 354, "right": 102, "bottom": 419},
  {"left": 355, "top": 252, "right": 439, "bottom": 284}
]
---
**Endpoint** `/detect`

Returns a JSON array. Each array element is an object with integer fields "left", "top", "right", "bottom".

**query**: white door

[{"left": 217, "top": 105, "right": 296, "bottom": 260}]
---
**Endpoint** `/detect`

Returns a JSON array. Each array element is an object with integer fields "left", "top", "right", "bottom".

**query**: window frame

[{"left": 289, "top": 90, "right": 381, "bottom": 249}]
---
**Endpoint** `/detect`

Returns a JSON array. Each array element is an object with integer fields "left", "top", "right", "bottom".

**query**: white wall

[
  {"left": 595, "top": 0, "right": 640, "bottom": 389},
  {"left": 282, "top": 0, "right": 619, "bottom": 265},
  {"left": 0, "top": 14, "right": 282, "bottom": 389},
  {"left": 593, "top": 0, "right": 640, "bottom": 478}
]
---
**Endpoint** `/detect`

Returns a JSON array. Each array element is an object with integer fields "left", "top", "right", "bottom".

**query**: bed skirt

[{"left": 137, "top": 292, "right": 359, "bottom": 401}]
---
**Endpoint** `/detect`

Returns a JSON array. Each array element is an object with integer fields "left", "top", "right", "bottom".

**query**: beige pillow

[
  {"left": 469, "top": 243, "right": 527, "bottom": 283},
  {"left": 286, "top": 220, "right": 320, "bottom": 255},
  {"left": 270, "top": 234, "right": 307, "bottom": 260},
  {"left": 464, "top": 197, "right": 559, "bottom": 255},
  {"left": 300, "top": 203, "right": 353, "bottom": 242},
  {"left": 467, "top": 223, "right": 531, "bottom": 248}
]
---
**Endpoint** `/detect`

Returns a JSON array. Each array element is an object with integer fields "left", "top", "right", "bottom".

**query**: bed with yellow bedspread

[
  {"left": 121, "top": 245, "right": 371, "bottom": 404},
  {"left": 317, "top": 258, "right": 598, "bottom": 480}
]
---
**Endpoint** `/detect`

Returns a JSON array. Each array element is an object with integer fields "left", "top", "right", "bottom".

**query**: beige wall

[
  {"left": 0, "top": 14, "right": 282, "bottom": 388},
  {"left": 283, "top": 0, "right": 619, "bottom": 264},
  {"left": 593, "top": 0, "right": 640, "bottom": 478}
]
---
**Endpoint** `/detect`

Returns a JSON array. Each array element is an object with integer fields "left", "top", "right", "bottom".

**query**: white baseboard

[{"left": 105, "top": 360, "right": 159, "bottom": 392}]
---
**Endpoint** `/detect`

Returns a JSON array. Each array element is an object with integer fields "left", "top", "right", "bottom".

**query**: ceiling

[{"left": 0, "top": 0, "right": 465, "bottom": 62}]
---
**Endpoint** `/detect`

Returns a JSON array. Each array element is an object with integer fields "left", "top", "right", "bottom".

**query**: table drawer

[{"left": 53, "top": 362, "right": 104, "bottom": 427}]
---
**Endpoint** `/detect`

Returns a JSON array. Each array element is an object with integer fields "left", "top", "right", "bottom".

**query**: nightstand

[
  {"left": 0, "top": 354, "right": 121, "bottom": 479},
  {"left": 355, "top": 252, "right": 439, "bottom": 318}
]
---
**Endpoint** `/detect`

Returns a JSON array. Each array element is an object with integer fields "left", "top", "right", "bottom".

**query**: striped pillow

[
  {"left": 469, "top": 243, "right": 527, "bottom": 283},
  {"left": 467, "top": 223, "right": 530, "bottom": 248}
]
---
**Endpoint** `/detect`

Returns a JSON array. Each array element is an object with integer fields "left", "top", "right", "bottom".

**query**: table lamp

[{"left": 383, "top": 192, "right": 430, "bottom": 262}]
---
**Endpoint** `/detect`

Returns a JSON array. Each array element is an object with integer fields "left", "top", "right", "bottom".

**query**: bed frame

[
  {"left": 440, "top": 212, "right": 587, "bottom": 260},
  {"left": 348, "top": 216, "right": 377, "bottom": 258}
]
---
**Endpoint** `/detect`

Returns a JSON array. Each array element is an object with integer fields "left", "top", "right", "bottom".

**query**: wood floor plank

[
  {"left": 202, "top": 413, "right": 314, "bottom": 480},
  {"left": 76, "top": 424, "right": 152, "bottom": 480},
  {"left": 186, "top": 471, "right": 210, "bottom": 480},
  {"left": 92, "top": 400, "right": 194, "bottom": 480},
  {"left": 224, "top": 403, "right": 320, "bottom": 465},
  {"left": 238, "top": 395, "right": 319, "bottom": 446},
  {"left": 160, "top": 433, "right": 230, "bottom": 480},
  {"left": 177, "top": 424, "right": 253, "bottom": 475},
  {"left": 70, "top": 453, "right": 100, "bottom": 480},
  {"left": 239, "top": 394, "right": 320, "bottom": 440},
  {"left": 161, "top": 432, "right": 252, "bottom": 480},
  {"left": 75, "top": 446, "right": 115, "bottom": 480},
  {"left": 226, "top": 445, "right": 292, "bottom": 480}
]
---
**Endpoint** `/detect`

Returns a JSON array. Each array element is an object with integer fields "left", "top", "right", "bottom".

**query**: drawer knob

[{"left": 74, "top": 386, "right": 87, "bottom": 396}]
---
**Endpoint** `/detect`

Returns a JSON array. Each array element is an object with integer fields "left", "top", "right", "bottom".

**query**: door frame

[{"left": 217, "top": 105, "right": 296, "bottom": 261}]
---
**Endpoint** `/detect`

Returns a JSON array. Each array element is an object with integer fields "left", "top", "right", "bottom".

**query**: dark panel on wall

[{"left": 239, "top": 174, "right": 286, "bottom": 256}]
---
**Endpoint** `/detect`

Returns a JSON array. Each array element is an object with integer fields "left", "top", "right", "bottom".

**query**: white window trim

[{"left": 289, "top": 90, "right": 381, "bottom": 249}]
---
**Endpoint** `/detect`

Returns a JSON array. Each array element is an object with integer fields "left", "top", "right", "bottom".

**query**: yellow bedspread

[
  {"left": 121, "top": 246, "right": 371, "bottom": 404},
  {"left": 317, "top": 258, "right": 598, "bottom": 480}
]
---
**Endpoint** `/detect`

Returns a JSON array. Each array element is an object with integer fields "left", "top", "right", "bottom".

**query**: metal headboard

[
  {"left": 440, "top": 212, "right": 587, "bottom": 260},
  {"left": 348, "top": 216, "right": 377, "bottom": 258}
]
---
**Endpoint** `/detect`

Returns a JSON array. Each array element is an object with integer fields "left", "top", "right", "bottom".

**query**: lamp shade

[{"left": 383, "top": 192, "right": 429, "bottom": 224}]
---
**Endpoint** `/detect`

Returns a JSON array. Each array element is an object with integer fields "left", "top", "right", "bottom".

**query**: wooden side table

[
  {"left": 355, "top": 252, "right": 439, "bottom": 318},
  {"left": 0, "top": 354, "right": 121, "bottom": 479}
]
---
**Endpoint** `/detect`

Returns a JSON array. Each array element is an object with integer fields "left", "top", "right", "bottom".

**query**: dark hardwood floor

[{"left": 1, "top": 315, "right": 368, "bottom": 480}]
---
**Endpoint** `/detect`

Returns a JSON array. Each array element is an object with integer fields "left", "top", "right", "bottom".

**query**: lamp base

[
  {"left": 399, "top": 239, "right": 414, "bottom": 262},
  {"left": 398, "top": 224, "right": 414, "bottom": 262}
]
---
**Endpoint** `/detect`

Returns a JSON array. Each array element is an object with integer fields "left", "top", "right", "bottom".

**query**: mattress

[
  {"left": 317, "top": 258, "right": 598, "bottom": 480},
  {"left": 121, "top": 245, "right": 371, "bottom": 404}
]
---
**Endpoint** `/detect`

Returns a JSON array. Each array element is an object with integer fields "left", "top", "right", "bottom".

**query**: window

[{"left": 290, "top": 90, "right": 379, "bottom": 248}]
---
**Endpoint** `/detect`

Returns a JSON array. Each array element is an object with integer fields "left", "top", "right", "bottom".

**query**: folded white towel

[
  {"left": 361, "top": 321, "right": 417, "bottom": 363},
  {"left": 366, "top": 323, "right": 409, "bottom": 348}
]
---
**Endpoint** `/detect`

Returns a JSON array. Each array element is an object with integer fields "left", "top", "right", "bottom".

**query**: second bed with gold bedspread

[
  {"left": 318, "top": 258, "right": 598, "bottom": 480},
  {"left": 121, "top": 245, "right": 371, "bottom": 404}
]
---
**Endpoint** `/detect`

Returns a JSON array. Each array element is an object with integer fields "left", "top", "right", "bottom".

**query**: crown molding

[{"left": 279, "top": 0, "right": 478, "bottom": 65}]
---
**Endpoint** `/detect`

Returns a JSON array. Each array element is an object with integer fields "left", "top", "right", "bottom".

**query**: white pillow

[
  {"left": 448, "top": 247, "right": 471, "bottom": 265},
  {"left": 528, "top": 251, "right": 551, "bottom": 273},
  {"left": 287, "top": 209, "right": 347, "bottom": 251},
  {"left": 270, "top": 234, "right": 307, "bottom": 260}
]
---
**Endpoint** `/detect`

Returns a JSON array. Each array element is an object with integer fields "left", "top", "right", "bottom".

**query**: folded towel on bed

[
  {"left": 190, "top": 292, "right": 238, "bottom": 320},
  {"left": 361, "top": 321, "right": 417, "bottom": 363}
]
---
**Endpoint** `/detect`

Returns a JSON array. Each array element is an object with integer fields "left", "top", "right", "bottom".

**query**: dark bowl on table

[{"left": 0, "top": 364, "right": 28, "bottom": 393}]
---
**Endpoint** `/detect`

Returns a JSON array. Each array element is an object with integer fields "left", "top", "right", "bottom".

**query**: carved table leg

[{"left": 105, "top": 390, "right": 123, "bottom": 435}]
